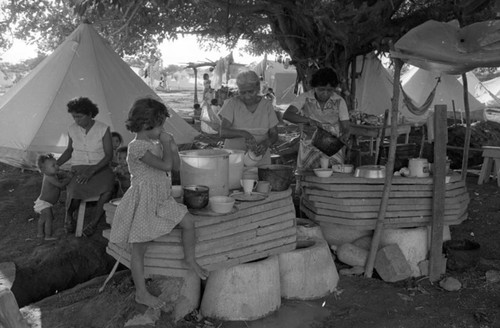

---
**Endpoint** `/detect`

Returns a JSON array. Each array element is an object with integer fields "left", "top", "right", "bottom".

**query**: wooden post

[
  {"left": 461, "top": 73, "right": 471, "bottom": 180},
  {"left": 193, "top": 67, "right": 199, "bottom": 104},
  {"left": 429, "top": 104, "right": 447, "bottom": 281},
  {"left": 364, "top": 58, "right": 403, "bottom": 278}
]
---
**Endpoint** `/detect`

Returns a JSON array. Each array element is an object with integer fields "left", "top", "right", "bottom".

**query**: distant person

[
  {"left": 109, "top": 97, "right": 208, "bottom": 310},
  {"left": 113, "top": 146, "right": 131, "bottom": 196},
  {"left": 193, "top": 103, "right": 202, "bottom": 119},
  {"left": 34, "top": 154, "right": 73, "bottom": 241},
  {"left": 111, "top": 131, "right": 123, "bottom": 167},
  {"left": 56, "top": 97, "right": 115, "bottom": 237}
]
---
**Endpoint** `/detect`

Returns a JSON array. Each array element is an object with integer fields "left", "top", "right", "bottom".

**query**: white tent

[
  {"left": 0, "top": 23, "right": 199, "bottom": 168},
  {"left": 0, "top": 69, "right": 14, "bottom": 88},
  {"left": 481, "top": 76, "right": 500, "bottom": 98},
  {"left": 251, "top": 59, "right": 297, "bottom": 105},
  {"left": 458, "top": 72, "right": 500, "bottom": 107},
  {"left": 401, "top": 65, "right": 484, "bottom": 121}
]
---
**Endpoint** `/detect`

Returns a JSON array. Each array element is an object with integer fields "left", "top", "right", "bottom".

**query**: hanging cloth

[{"left": 400, "top": 77, "right": 440, "bottom": 116}]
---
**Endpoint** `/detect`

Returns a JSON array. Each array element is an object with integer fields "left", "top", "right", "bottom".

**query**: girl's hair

[
  {"left": 203, "top": 73, "right": 209, "bottom": 79},
  {"left": 111, "top": 131, "right": 123, "bottom": 144},
  {"left": 236, "top": 70, "right": 260, "bottom": 89},
  {"left": 67, "top": 97, "right": 99, "bottom": 118},
  {"left": 36, "top": 153, "right": 55, "bottom": 172},
  {"left": 126, "top": 97, "right": 170, "bottom": 133},
  {"left": 310, "top": 67, "right": 339, "bottom": 88}
]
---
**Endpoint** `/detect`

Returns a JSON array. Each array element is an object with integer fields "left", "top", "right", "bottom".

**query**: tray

[
  {"left": 189, "top": 205, "right": 238, "bottom": 216},
  {"left": 230, "top": 191, "right": 268, "bottom": 202}
]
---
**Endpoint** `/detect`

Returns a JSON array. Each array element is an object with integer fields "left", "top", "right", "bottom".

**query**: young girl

[{"left": 109, "top": 97, "right": 208, "bottom": 310}]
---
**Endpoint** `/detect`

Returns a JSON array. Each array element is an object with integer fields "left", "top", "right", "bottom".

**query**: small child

[
  {"left": 34, "top": 154, "right": 73, "bottom": 240},
  {"left": 113, "top": 146, "right": 131, "bottom": 196},
  {"left": 110, "top": 97, "right": 208, "bottom": 310},
  {"left": 193, "top": 103, "right": 202, "bottom": 119},
  {"left": 111, "top": 131, "right": 124, "bottom": 167}
]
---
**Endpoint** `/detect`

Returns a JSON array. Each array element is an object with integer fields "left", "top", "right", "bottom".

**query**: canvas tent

[
  {"left": 400, "top": 65, "right": 485, "bottom": 121},
  {"left": 0, "top": 23, "right": 199, "bottom": 168},
  {"left": 251, "top": 59, "right": 297, "bottom": 105},
  {"left": 458, "top": 72, "right": 500, "bottom": 107}
]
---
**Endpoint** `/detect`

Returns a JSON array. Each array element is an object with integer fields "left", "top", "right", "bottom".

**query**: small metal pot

[{"left": 183, "top": 185, "right": 209, "bottom": 209}]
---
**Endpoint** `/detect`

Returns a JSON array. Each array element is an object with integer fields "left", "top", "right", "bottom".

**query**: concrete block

[
  {"left": 200, "top": 256, "right": 281, "bottom": 321},
  {"left": 375, "top": 244, "right": 412, "bottom": 282},
  {"left": 381, "top": 227, "right": 428, "bottom": 277},
  {"left": 278, "top": 239, "right": 338, "bottom": 300}
]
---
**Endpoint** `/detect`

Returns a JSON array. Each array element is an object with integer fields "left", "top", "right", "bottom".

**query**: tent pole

[
  {"left": 364, "top": 57, "right": 402, "bottom": 278},
  {"left": 460, "top": 73, "right": 471, "bottom": 180},
  {"left": 193, "top": 67, "right": 199, "bottom": 104}
]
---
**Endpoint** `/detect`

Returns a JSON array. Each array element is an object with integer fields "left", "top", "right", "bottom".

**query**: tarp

[
  {"left": 392, "top": 20, "right": 500, "bottom": 75},
  {"left": 0, "top": 23, "right": 199, "bottom": 169}
]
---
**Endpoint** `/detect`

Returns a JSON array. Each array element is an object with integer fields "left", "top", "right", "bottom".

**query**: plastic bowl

[
  {"left": 209, "top": 196, "right": 235, "bottom": 214},
  {"left": 313, "top": 168, "right": 334, "bottom": 178},
  {"left": 332, "top": 164, "right": 354, "bottom": 174}
]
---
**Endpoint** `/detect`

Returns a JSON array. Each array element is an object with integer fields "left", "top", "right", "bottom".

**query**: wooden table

[
  {"left": 103, "top": 189, "right": 297, "bottom": 277},
  {"left": 299, "top": 172, "right": 468, "bottom": 230}
]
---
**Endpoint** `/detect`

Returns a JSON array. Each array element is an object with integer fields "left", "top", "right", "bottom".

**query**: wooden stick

[
  {"left": 375, "top": 109, "right": 389, "bottom": 165},
  {"left": 364, "top": 58, "right": 402, "bottom": 278},
  {"left": 429, "top": 104, "right": 447, "bottom": 281},
  {"left": 461, "top": 73, "right": 471, "bottom": 180}
]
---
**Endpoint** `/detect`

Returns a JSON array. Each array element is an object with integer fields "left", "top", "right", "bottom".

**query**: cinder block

[{"left": 374, "top": 244, "right": 412, "bottom": 282}]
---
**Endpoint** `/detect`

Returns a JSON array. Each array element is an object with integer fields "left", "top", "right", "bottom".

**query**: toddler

[
  {"left": 113, "top": 146, "right": 131, "bottom": 195},
  {"left": 111, "top": 131, "right": 124, "bottom": 167},
  {"left": 109, "top": 97, "right": 208, "bottom": 311},
  {"left": 34, "top": 154, "right": 73, "bottom": 240}
]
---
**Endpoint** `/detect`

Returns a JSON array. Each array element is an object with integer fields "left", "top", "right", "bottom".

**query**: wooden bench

[
  {"left": 477, "top": 146, "right": 500, "bottom": 186},
  {"left": 75, "top": 196, "right": 100, "bottom": 237}
]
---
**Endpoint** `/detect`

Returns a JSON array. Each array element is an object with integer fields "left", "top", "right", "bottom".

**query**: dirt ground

[{"left": 1, "top": 90, "right": 500, "bottom": 327}]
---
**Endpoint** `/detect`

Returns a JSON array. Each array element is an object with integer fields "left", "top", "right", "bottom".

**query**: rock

[
  {"left": 339, "top": 266, "right": 365, "bottom": 276},
  {"left": 374, "top": 244, "right": 412, "bottom": 282},
  {"left": 485, "top": 270, "right": 500, "bottom": 283},
  {"left": 439, "top": 277, "right": 462, "bottom": 291},
  {"left": 352, "top": 236, "right": 372, "bottom": 250},
  {"left": 124, "top": 307, "right": 160, "bottom": 327},
  {"left": 336, "top": 243, "right": 368, "bottom": 267}
]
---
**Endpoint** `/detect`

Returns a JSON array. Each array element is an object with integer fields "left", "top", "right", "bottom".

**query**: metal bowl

[{"left": 353, "top": 165, "right": 386, "bottom": 179}]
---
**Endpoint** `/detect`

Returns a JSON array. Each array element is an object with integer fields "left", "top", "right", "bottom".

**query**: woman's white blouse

[{"left": 68, "top": 120, "right": 108, "bottom": 165}]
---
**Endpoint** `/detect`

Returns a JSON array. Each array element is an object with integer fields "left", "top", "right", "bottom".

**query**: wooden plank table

[
  {"left": 299, "top": 172, "right": 468, "bottom": 230},
  {"left": 103, "top": 189, "right": 297, "bottom": 277}
]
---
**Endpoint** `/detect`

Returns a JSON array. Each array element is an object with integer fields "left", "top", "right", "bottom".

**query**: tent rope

[{"left": 400, "top": 77, "right": 441, "bottom": 116}]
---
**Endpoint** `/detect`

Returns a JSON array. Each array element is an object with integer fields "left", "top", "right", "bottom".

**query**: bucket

[
  {"left": 257, "top": 164, "right": 295, "bottom": 191},
  {"left": 223, "top": 149, "right": 245, "bottom": 190},
  {"left": 443, "top": 239, "right": 480, "bottom": 272},
  {"left": 408, "top": 158, "right": 429, "bottom": 177},
  {"left": 179, "top": 149, "right": 229, "bottom": 197}
]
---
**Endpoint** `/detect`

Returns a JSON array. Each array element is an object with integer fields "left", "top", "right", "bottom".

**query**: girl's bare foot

[
  {"left": 135, "top": 291, "right": 166, "bottom": 310},
  {"left": 186, "top": 258, "right": 209, "bottom": 280}
]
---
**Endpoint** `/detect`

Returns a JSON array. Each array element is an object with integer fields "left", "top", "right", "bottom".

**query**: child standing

[
  {"left": 110, "top": 97, "right": 208, "bottom": 310},
  {"left": 34, "top": 154, "right": 73, "bottom": 240}
]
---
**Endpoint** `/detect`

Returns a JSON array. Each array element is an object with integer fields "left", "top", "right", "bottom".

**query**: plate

[
  {"left": 230, "top": 191, "right": 268, "bottom": 202},
  {"left": 189, "top": 206, "right": 238, "bottom": 216}
]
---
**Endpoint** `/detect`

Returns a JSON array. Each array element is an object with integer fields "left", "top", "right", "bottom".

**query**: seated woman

[
  {"left": 283, "top": 67, "right": 351, "bottom": 169},
  {"left": 56, "top": 97, "right": 115, "bottom": 237},
  {"left": 219, "top": 70, "right": 279, "bottom": 169}
]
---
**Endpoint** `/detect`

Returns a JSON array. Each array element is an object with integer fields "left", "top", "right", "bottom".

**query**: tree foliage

[{"left": 1, "top": 0, "right": 498, "bottom": 96}]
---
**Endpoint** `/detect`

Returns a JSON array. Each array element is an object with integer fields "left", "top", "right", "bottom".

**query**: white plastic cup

[{"left": 320, "top": 157, "right": 330, "bottom": 169}]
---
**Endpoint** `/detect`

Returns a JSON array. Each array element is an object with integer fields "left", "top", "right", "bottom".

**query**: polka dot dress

[{"left": 110, "top": 139, "right": 187, "bottom": 244}]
